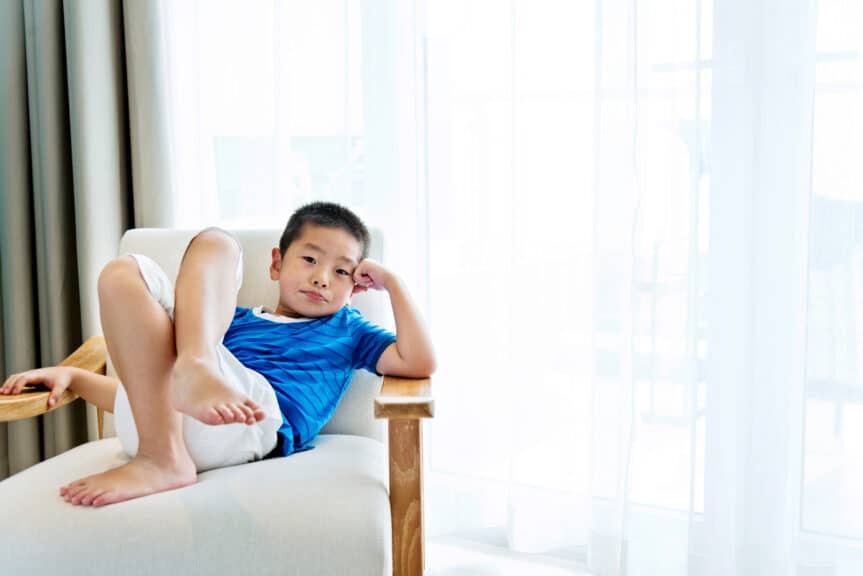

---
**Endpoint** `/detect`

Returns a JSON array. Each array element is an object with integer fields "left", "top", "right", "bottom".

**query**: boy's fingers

[
  {"left": 3, "top": 372, "right": 23, "bottom": 390},
  {"left": 15, "top": 373, "right": 37, "bottom": 393},
  {"left": 6, "top": 374, "right": 24, "bottom": 393},
  {"left": 48, "top": 385, "right": 65, "bottom": 406},
  {"left": 354, "top": 276, "right": 373, "bottom": 290}
]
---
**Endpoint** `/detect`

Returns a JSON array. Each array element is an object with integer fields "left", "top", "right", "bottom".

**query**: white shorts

[{"left": 113, "top": 245, "right": 282, "bottom": 473}]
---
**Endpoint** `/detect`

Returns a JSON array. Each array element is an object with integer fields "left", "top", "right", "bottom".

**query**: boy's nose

[{"left": 313, "top": 278, "right": 328, "bottom": 288}]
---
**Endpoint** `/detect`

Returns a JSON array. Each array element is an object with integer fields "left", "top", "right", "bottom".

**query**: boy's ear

[{"left": 269, "top": 247, "right": 282, "bottom": 280}]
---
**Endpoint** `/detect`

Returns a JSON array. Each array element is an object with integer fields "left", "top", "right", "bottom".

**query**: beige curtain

[{"left": 0, "top": 0, "right": 174, "bottom": 480}]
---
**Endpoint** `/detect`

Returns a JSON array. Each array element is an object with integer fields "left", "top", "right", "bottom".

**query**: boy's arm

[
  {"left": 353, "top": 260, "right": 436, "bottom": 378},
  {"left": 68, "top": 367, "right": 120, "bottom": 413},
  {"left": 1, "top": 366, "right": 119, "bottom": 413}
]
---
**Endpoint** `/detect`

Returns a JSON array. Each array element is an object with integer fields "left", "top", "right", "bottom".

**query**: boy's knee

[
  {"left": 189, "top": 227, "right": 241, "bottom": 256},
  {"left": 97, "top": 256, "right": 140, "bottom": 296}
]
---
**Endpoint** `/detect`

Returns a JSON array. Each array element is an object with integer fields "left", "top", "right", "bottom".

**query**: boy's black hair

[{"left": 279, "top": 202, "right": 370, "bottom": 259}]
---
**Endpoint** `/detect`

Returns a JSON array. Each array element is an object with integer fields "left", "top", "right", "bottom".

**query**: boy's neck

[{"left": 269, "top": 303, "right": 346, "bottom": 319}]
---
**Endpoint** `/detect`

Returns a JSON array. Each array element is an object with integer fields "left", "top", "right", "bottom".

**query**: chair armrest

[
  {"left": 374, "top": 375, "right": 433, "bottom": 576},
  {"left": 59, "top": 336, "right": 107, "bottom": 375},
  {"left": 374, "top": 376, "right": 434, "bottom": 420},
  {"left": 0, "top": 336, "right": 106, "bottom": 423}
]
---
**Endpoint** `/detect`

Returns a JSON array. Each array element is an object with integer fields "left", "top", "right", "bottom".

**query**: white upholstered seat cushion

[
  {"left": 0, "top": 436, "right": 391, "bottom": 575},
  {"left": 0, "top": 227, "right": 396, "bottom": 575}
]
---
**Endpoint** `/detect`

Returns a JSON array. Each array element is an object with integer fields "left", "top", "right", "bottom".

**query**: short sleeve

[{"left": 348, "top": 308, "right": 397, "bottom": 374}]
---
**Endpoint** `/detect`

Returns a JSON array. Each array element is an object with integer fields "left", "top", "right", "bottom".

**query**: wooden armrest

[
  {"left": 376, "top": 375, "right": 434, "bottom": 575},
  {"left": 374, "top": 376, "right": 434, "bottom": 420},
  {"left": 0, "top": 336, "right": 106, "bottom": 423},
  {"left": 59, "top": 336, "right": 107, "bottom": 374}
]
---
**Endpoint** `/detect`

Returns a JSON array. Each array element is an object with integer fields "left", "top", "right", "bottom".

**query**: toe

[
  {"left": 82, "top": 489, "right": 110, "bottom": 507},
  {"left": 71, "top": 482, "right": 94, "bottom": 499},
  {"left": 222, "top": 404, "right": 238, "bottom": 423},
  {"left": 215, "top": 405, "right": 233, "bottom": 423},
  {"left": 230, "top": 404, "right": 246, "bottom": 424},
  {"left": 203, "top": 407, "right": 222, "bottom": 425},
  {"left": 243, "top": 400, "right": 266, "bottom": 422},
  {"left": 69, "top": 491, "right": 87, "bottom": 506},
  {"left": 79, "top": 491, "right": 97, "bottom": 506},
  {"left": 225, "top": 404, "right": 241, "bottom": 423},
  {"left": 71, "top": 484, "right": 95, "bottom": 505},
  {"left": 236, "top": 404, "right": 253, "bottom": 425},
  {"left": 92, "top": 491, "right": 116, "bottom": 507},
  {"left": 67, "top": 478, "right": 88, "bottom": 490},
  {"left": 64, "top": 482, "right": 89, "bottom": 501}
]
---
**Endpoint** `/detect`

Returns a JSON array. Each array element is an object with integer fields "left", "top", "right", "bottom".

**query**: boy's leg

[
  {"left": 61, "top": 229, "right": 264, "bottom": 507},
  {"left": 61, "top": 256, "right": 196, "bottom": 507},
  {"left": 170, "top": 228, "right": 265, "bottom": 425}
]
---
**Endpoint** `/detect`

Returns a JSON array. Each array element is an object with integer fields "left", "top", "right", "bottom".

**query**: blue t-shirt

[{"left": 222, "top": 306, "right": 396, "bottom": 456}]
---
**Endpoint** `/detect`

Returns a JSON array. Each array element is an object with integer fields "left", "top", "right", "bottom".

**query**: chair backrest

[{"left": 113, "top": 228, "right": 391, "bottom": 443}]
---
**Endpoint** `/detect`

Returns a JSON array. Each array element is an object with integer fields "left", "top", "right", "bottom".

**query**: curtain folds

[
  {"left": 123, "top": 0, "right": 176, "bottom": 228},
  {"left": 0, "top": 0, "right": 90, "bottom": 478},
  {"left": 65, "top": 0, "right": 134, "bottom": 339},
  {"left": 23, "top": 0, "right": 87, "bottom": 461},
  {"left": 0, "top": 0, "right": 43, "bottom": 479},
  {"left": 705, "top": 0, "right": 818, "bottom": 571},
  {"left": 422, "top": 0, "right": 857, "bottom": 573},
  {"left": 0, "top": 0, "right": 172, "bottom": 480}
]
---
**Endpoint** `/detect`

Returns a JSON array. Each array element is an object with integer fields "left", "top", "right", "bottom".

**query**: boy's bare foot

[
  {"left": 171, "top": 356, "right": 265, "bottom": 426},
  {"left": 59, "top": 452, "right": 196, "bottom": 507}
]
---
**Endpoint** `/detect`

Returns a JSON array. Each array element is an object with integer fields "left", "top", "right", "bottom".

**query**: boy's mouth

[{"left": 301, "top": 290, "right": 327, "bottom": 302}]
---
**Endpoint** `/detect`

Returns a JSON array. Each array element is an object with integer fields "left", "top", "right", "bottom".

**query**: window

[{"left": 803, "top": 0, "right": 863, "bottom": 541}]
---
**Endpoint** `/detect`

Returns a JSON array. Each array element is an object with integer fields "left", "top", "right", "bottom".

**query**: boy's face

[{"left": 269, "top": 224, "right": 363, "bottom": 318}]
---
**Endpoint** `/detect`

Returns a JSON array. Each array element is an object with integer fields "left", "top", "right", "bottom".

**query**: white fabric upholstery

[
  {"left": 0, "top": 436, "right": 391, "bottom": 575},
  {"left": 0, "top": 228, "right": 396, "bottom": 575}
]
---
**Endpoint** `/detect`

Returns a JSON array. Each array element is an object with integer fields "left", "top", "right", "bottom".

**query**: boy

[{"left": 0, "top": 202, "right": 435, "bottom": 507}]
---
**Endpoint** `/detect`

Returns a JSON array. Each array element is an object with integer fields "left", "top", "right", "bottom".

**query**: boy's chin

[{"left": 285, "top": 302, "right": 346, "bottom": 318}]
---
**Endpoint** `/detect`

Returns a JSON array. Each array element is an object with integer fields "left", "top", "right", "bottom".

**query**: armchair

[{"left": 0, "top": 228, "right": 433, "bottom": 576}]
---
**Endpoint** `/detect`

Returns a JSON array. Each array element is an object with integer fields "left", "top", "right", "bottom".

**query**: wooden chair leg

[{"left": 389, "top": 419, "right": 424, "bottom": 576}]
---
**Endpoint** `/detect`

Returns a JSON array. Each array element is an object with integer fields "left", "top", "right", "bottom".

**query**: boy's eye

[
  {"left": 302, "top": 256, "right": 316, "bottom": 264},
  {"left": 336, "top": 268, "right": 351, "bottom": 277}
]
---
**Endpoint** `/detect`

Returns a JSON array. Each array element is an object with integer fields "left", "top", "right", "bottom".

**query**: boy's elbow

[
  {"left": 396, "top": 355, "right": 436, "bottom": 378},
  {"left": 426, "top": 355, "right": 437, "bottom": 376},
  {"left": 414, "top": 353, "right": 436, "bottom": 377},
  {"left": 385, "top": 344, "right": 436, "bottom": 377}
]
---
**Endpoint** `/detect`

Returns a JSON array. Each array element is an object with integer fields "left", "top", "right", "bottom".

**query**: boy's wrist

[
  {"left": 64, "top": 366, "right": 81, "bottom": 389},
  {"left": 382, "top": 272, "right": 403, "bottom": 293}
]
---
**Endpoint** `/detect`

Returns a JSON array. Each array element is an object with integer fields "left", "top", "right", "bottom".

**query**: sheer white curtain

[
  {"left": 152, "top": 0, "right": 863, "bottom": 573},
  {"left": 154, "top": 0, "right": 426, "bottom": 293},
  {"left": 425, "top": 0, "right": 862, "bottom": 574}
]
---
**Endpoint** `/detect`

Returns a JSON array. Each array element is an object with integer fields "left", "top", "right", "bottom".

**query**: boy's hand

[
  {"left": 0, "top": 366, "right": 75, "bottom": 407},
  {"left": 352, "top": 258, "right": 394, "bottom": 294}
]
